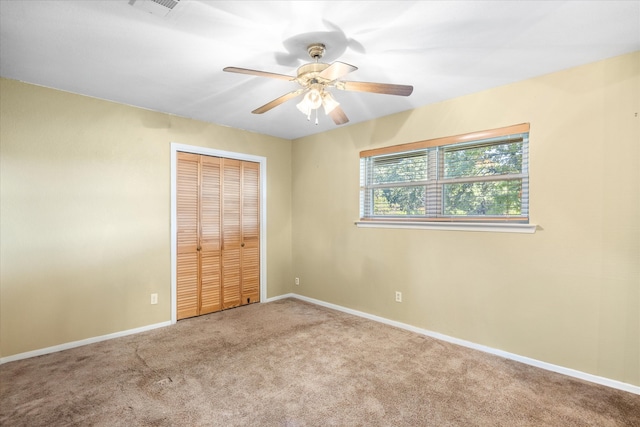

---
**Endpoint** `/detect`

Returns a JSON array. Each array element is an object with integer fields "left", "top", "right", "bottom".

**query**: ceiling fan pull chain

[{"left": 315, "top": 108, "right": 319, "bottom": 125}]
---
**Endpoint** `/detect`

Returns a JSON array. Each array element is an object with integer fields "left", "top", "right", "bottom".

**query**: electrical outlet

[
  {"left": 395, "top": 291, "right": 402, "bottom": 303},
  {"left": 295, "top": 277, "right": 300, "bottom": 286},
  {"left": 151, "top": 293, "right": 158, "bottom": 305}
]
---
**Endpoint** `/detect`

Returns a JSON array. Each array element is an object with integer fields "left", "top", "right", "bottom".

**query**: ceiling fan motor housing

[{"left": 296, "top": 62, "right": 330, "bottom": 86}]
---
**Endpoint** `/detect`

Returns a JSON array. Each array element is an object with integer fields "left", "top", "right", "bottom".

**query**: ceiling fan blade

[
  {"left": 223, "top": 67, "right": 294, "bottom": 82},
  {"left": 252, "top": 89, "right": 305, "bottom": 114},
  {"left": 318, "top": 61, "right": 358, "bottom": 81},
  {"left": 328, "top": 105, "right": 349, "bottom": 125},
  {"left": 338, "top": 81, "right": 413, "bottom": 96}
]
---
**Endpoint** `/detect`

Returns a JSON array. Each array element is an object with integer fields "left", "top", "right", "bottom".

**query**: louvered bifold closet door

[
  {"left": 199, "top": 156, "right": 222, "bottom": 315},
  {"left": 241, "top": 161, "right": 260, "bottom": 305},
  {"left": 221, "top": 159, "right": 242, "bottom": 309},
  {"left": 176, "top": 152, "right": 200, "bottom": 320},
  {"left": 177, "top": 153, "right": 260, "bottom": 319}
]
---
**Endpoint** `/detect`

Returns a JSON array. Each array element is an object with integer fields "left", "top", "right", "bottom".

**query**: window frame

[{"left": 357, "top": 123, "right": 536, "bottom": 233}]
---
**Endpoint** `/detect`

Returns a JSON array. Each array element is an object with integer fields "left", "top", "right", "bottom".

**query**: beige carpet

[{"left": 1, "top": 298, "right": 638, "bottom": 426}]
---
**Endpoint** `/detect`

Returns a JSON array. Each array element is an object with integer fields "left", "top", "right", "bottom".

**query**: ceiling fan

[{"left": 223, "top": 43, "right": 413, "bottom": 125}]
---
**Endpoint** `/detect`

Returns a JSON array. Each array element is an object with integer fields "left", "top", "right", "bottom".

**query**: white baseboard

[
  {"left": 0, "top": 297, "right": 290, "bottom": 364},
  {"left": 264, "top": 293, "right": 295, "bottom": 303},
  {"left": 3, "top": 295, "right": 638, "bottom": 396},
  {"left": 288, "top": 293, "right": 640, "bottom": 396},
  {"left": 0, "top": 321, "right": 172, "bottom": 365},
  {"left": 0, "top": 297, "right": 288, "bottom": 364}
]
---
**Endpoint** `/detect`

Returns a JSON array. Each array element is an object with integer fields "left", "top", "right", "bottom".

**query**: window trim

[
  {"left": 358, "top": 123, "right": 536, "bottom": 233},
  {"left": 354, "top": 220, "right": 537, "bottom": 233},
  {"left": 360, "top": 123, "right": 530, "bottom": 158}
]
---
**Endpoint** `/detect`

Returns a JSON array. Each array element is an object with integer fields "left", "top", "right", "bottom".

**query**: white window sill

[{"left": 355, "top": 220, "right": 538, "bottom": 234}]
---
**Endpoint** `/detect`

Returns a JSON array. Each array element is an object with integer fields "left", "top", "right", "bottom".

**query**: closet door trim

[{"left": 170, "top": 143, "right": 267, "bottom": 324}]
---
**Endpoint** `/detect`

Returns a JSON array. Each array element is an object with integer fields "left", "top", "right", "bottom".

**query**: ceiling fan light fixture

[
  {"left": 306, "top": 86, "right": 323, "bottom": 109},
  {"left": 296, "top": 99, "right": 311, "bottom": 116},
  {"left": 322, "top": 91, "right": 339, "bottom": 115},
  {"left": 296, "top": 84, "right": 323, "bottom": 117}
]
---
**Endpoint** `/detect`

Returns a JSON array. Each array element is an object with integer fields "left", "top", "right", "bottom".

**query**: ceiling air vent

[{"left": 129, "top": 0, "right": 181, "bottom": 17}]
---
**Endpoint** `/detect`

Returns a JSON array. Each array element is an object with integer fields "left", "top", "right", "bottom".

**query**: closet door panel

[
  {"left": 200, "top": 250, "right": 221, "bottom": 314},
  {"left": 241, "top": 246, "right": 260, "bottom": 304},
  {"left": 176, "top": 152, "right": 199, "bottom": 253},
  {"left": 221, "top": 159, "right": 242, "bottom": 309},
  {"left": 241, "top": 162, "right": 260, "bottom": 243},
  {"left": 222, "top": 159, "right": 241, "bottom": 247},
  {"left": 176, "top": 152, "right": 200, "bottom": 320},
  {"left": 222, "top": 249, "right": 241, "bottom": 309},
  {"left": 177, "top": 252, "right": 199, "bottom": 319},
  {"left": 199, "top": 156, "right": 222, "bottom": 314},
  {"left": 200, "top": 156, "right": 221, "bottom": 252},
  {"left": 241, "top": 161, "right": 260, "bottom": 304}
]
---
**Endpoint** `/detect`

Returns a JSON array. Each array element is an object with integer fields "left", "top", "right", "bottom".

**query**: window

[{"left": 359, "top": 123, "right": 529, "bottom": 224}]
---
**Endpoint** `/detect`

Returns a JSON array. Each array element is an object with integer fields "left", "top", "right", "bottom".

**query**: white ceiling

[{"left": 1, "top": 0, "right": 638, "bottom": 140}]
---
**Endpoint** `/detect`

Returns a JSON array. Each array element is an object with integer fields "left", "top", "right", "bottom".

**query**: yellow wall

[
  {"left": 0, "top": 79, "right": 293, "bottom": 356},
  {"left": 292, "top": 52, "right": 639, "bottom": 386}
]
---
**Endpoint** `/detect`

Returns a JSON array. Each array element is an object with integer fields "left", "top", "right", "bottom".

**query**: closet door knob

[{"left": 241, "top": 243, "right": 245, "bottom": 247}]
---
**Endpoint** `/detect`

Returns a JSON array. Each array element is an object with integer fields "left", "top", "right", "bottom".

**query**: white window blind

[{"left": 360, "top": 124, "right": 530, "bottom": 223}]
